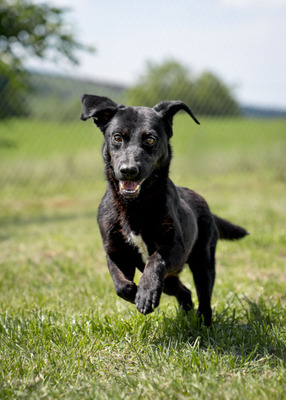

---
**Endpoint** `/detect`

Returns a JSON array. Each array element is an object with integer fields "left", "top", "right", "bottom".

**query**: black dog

[{"left": 81, "top": 95, "right": 248, "bottom": 326}]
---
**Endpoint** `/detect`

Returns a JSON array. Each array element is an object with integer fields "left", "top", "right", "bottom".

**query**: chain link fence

[
  {"left": 1, "top": 74, "right": 286, "bottom": 205},
  {"left": 1, "top": 2, "right": 286, "bottom": 213}
]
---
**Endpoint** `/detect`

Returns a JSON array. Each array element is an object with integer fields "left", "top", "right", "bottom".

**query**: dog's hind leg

[
  {"left": 187, "top": 241, "right": 216, "bottom": 326},
  {"left": 163, "top": 275, "right": 193, "bottom": 313}
]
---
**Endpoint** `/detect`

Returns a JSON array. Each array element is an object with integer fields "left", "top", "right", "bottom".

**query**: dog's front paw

[
  {"left": 135, "top": 287, "right": 162, "bottom": 315},
  {"left": 115, "top": 280, "right": 137, "bottom": 303}
]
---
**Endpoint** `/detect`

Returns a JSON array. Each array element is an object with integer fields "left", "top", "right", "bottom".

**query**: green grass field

[{"left": 0, "top": 116, "right": 286, "bottom": 399}]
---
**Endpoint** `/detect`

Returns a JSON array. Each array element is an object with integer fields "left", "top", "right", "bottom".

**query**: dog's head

[{"left": 81, "top": 95, "right": 199, "bottom": 199}]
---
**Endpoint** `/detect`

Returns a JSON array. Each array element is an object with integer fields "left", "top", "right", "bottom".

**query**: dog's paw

[
  {"left": 197, "top": 306, "right": 212, "bottom": 327},
  {"left": 135, "top": 288, "right": 161, "bottom": 315},
  {"left": 177, "top": 289, "right": 193, "bottom": 313},
  {"left": 115, "top": 281, "right": 137, "bottom": 303}
]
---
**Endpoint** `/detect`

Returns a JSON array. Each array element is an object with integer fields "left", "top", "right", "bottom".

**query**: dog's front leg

[
  {"left": 106, "top": 255, "right": 137, "bottom": 304},
  {"left": 135, "top": 252, "right": 166, "bottom": 315}
]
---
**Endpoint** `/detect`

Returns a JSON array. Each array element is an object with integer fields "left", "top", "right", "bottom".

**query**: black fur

[{"left": 81, "top": 94, "right": 248, "bottom": 326}]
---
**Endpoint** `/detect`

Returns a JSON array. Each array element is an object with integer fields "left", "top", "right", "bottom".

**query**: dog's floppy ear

[
  {"left": 80, "top": 94, "right": 119, "bottom": 130},
  {"left": 153, "top": 100, "right": 200, "bottom": 127}
]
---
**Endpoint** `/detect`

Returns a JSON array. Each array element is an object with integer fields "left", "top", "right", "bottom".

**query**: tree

[
  {"left": 125, "top": 60, "right": 194, "bottom": 108},
  {"left": 192, "top": 72, "right": 240, "bottom": 116},
  {"left": 125, "top": 59, "right": 240, "bottom": 117},
  {"left": 0, "top": 0, "right": 94, "bottom": 118}
]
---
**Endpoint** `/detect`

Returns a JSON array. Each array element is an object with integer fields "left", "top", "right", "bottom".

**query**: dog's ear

[
  {"left": 153, "top": 101, "right": 200, "bottom": 127},
  {"left": 80, "top": 94, "right": 119, "bottom": 130}
]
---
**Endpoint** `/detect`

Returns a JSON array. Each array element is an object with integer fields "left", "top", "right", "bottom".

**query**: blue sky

[{"left": 29, "top": 0, "right": 286, "bottom": 108}]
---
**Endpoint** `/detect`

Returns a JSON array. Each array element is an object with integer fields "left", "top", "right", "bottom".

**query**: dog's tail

[{"left": 213, "top": 215, "right": 249, "bottom": 240}]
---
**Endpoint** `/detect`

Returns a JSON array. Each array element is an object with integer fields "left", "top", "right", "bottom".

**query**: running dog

[{"left": 80, "top": 95, "right": 248, "bottom": 326}]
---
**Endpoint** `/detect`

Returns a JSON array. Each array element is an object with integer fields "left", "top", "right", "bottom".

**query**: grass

[{"left": 0, "top": 116, "right": 286, "bottom": 399}]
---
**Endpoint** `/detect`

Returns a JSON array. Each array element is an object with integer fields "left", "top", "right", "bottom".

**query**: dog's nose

[{"left": 120, "top": 164, "right": 139, "bottom": 180}]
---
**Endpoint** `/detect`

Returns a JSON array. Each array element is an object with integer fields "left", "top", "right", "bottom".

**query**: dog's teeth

[{"left": 119, "top": 181, "right": 141, "bottom": 197}]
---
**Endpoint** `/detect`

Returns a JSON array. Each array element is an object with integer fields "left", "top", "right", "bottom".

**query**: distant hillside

[
  {"left": 29, "top": 72, "right": 126, "bottom": 100},
  {"left": 26, "top": 73, "right": 127, "bottom": 121},
  {"left": 27, "top": 72, "right": 286, "bottom": 120},
  {"left": 241, "top": 105, "right": 286, "bottom": 119}
]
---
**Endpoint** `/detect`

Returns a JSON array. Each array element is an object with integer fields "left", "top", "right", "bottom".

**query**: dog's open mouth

[{"left": 119, "top": 181, "right": 141, "bottom": 197}]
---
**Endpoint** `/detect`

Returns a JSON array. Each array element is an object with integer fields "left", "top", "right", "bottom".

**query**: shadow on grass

[
  {"left": 145, "top": 295, "right": 286, "bottom": 363},
  {"left": 0, "top": 138, "right": 17, "bottom": 149},
  {"left": 0, "top": 210, "right": 97, "bottom": 231}
]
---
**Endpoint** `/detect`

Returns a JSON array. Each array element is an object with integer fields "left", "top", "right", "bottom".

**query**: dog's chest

[{"left": 127, "top": 231, "right": 149, "bottom": 263}]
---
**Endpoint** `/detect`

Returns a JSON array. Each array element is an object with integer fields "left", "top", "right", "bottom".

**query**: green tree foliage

[
  {"left": 125, "top": 60, "right": 193, "bottom": 108},
  {"left": 192, "top": 72, "right": 240, "bottom": 116},
  {"left": 0, "top": 0, "right": 94, "bottom": 118},
  {"left": 125, "top": 60, "right": 240, "bottom": 116}
]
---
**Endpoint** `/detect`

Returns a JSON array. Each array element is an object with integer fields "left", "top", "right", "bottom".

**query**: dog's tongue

[{"left": 122, "top": 181, "right": 139, "bottom": 191}]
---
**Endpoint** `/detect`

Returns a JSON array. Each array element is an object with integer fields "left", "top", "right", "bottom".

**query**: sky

[{"left": 28, "top": 0, "right": 286, "bottom": 108}]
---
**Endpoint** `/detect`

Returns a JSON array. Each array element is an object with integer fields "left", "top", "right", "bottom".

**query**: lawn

[{"left": 0, "top": 116, "right": 285, "bottom": 399}]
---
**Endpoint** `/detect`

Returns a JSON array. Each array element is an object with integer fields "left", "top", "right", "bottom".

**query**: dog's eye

[
  {"left": 113, "top": 134, "right": 123, "bottom": 143},
  {"left": 145, "top": 136, "right": 156, "bottom": 146}
]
